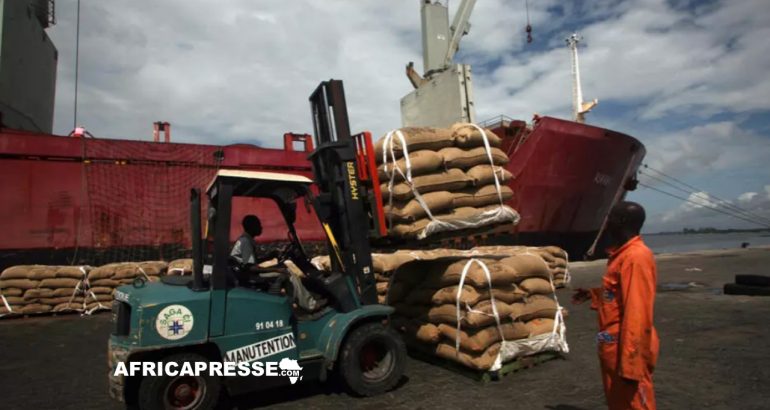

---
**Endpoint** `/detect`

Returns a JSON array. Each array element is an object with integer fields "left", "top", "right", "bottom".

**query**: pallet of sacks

[
  {"left": 376, "top": 124, "right": 520, "bottom": 240},
  {"left": 311, "top": 245, "right": 571, "bottom": 304},
  {"left": 386, "top": 250, "right": 568, "bottom": 372},
  {"left": 0, "top": 265, "right": 90, "bottom": 316}
]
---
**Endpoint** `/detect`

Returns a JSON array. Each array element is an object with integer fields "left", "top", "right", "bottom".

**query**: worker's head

[
  {"left": 606, "top": 201, "right": 645, "bottom": 246},
  {"left": 242, "top": 215, "right": 262, "bottom": 237}
]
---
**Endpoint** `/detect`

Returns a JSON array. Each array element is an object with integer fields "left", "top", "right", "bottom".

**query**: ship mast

[{"left": 566, "top": 33, "right": 597, "bottom": 123}]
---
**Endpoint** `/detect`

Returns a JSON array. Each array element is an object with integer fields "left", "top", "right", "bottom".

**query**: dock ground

[{"left": 1, "top": 247, "right": 768, "bottom": 409}]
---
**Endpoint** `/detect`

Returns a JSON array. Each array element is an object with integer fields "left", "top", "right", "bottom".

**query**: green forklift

[{"left": 108, "top": 80, "right": 405, "bottom": 409}]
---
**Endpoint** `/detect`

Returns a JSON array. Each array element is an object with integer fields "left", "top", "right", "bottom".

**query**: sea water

[{"left": 642, "top": 232, "right": 770, "bottom": 254}]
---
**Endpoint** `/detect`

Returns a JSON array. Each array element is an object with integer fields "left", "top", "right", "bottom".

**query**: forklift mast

[{"left": 308, "top": 80, "right": 386, "bottom": 306}]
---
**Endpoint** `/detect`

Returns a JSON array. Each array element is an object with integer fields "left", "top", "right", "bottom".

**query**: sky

[{"left": 46, "top": 0, "right": 770, "bottom": 233}]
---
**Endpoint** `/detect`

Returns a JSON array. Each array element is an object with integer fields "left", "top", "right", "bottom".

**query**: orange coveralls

[{"left": 590, "top": 235, "right": 660, "bottom": 410}]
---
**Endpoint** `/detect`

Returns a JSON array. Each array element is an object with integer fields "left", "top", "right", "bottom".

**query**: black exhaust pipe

[{"left": 190, "top": 188, "right": 205, "bottom": 290}]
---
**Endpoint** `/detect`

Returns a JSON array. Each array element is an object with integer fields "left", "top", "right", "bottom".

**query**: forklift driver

[{"left": 230, "top": 214, "right": 319, "bottom": 312}]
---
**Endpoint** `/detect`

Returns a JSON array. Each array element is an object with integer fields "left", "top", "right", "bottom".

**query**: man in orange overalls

[{"left": 573, "top": 201, "right": 660, "bottom": 409}]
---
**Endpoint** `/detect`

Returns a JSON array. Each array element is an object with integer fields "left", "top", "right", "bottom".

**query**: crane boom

[{"left": 444, "top": 0, "right": 476, "bottom": 68}]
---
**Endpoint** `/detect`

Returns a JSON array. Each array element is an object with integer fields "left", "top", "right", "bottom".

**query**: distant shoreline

[{"left": 646, "top": 228, "right": 770, "bottom": 236}]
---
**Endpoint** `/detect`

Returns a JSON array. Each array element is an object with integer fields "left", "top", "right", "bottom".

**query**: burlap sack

[
  {"left": 0, "top": 265, "right": 35, "bottom": 280},
  {"left": 39, "top": 278, "right": 81, "bottom": 289},
  {"left": 373, "top": 252, "right": 420, "bottom": 273},
  {"left": 498, "top": 254, "right": 551, "bottom": 281},
  {"left": 137, "top": 261, "right": 168, "bottom": 276},
  {"left": 20, "top": 304, "right": 52, "bottom": 314},
  {"left": 424, "top": 258, "right": 519, "bottom": 288},
  {"left": 40, "top": 296, "right": 85, "bottom": 305},
  {"left": 375, "top": 127, "right": 455, "bottom": 160},
  {"left": 86, "top": 301, "right": 110, "bottom": 311},
  {"left": 427, "top": 300, "right": 513, "bottom": 328},
  {"left": 88, "top": 263, "right": 124, "bottom": 280},
  {"left": 2, "top": 296, "right": 26, "bottom": 305},
  {"left": 437, "top": 321, "right": 529, "bottom": 353},
  {"left": 0, "top": 288, "right": 23, "bottom": 297},
  {"left": 381, "top": 168, "right": 472, "bottom": 201},
  {"left": 452, "top": 185, "right": 513, "bottom": 208},
  {"left": 113, "top": 266, "right": 139, "bottom": 280},
  {"left": 383, "top": 191, "right": 455, "bottom": 223},
  {"left": 90, "top": 286, "right": 114, "bottom": 295},
  {"left": 388, "top": 206, "right": 486, "bottom": 238},
  {"left": 168, "top": 259, "right": 193, "bottom": 276},
  {"left": 0, "top": 279, "right": 40, "bottom": 290},
  {"left": 85, "top": 293, "right": 113, "bottom": 303},
  {"left": 428, "top": 284, "right": 524, "bottom": 305},
  {"left": 23, "top": 288, "right": 54, "bottom": 299},
  {"left": 519, "top": 277, "right": 553, "bottom": 295},
  {"left": 27, "top": 266, "right": 57, "bottom": 280},
  {"left": 435, "top": 342, "right": 501, "bottom": 371},
  {"left": 90, "top": 278, "right": 122, "bottom": 287},
  {"left": 510, "top": 295, "right": 558, "bottom": 321},
  {"left": 53, "top": 302, "right": 84, "bottom": 312},
  {"left": 466, "top": 165, "right": 513, "bottom": 186},
  {"left": 451, "top": 123, "right": 502, "bottom": 148},
  {"left": 55, "top": 266, "right": 88, "bottom": 279},
  {"left": 413, "top": 322, "right": 441, "bottom": 344},
  {"left": 377, "top": 150, "right": 444, "bottom": 181},
  {"left": 51, "top": 287, "right": 78, "bottom": 297},
  {"left": 430, "top": 285, "right": 486, "bottom": 306},
  {"left": 439, "top": 147, "right": 509, "bottom": 169},
  {"left": 525, "top": 318, "right": 556, "bottom": 337}
]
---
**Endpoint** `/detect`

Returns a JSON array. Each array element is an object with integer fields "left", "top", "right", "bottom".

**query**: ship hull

[{"left": 488, "top": 116, "right": 646, "bottom": 257}]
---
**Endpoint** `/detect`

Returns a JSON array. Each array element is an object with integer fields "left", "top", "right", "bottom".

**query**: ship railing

[{"left": 479, "top": 114, "right": 515, "bottom": 129}]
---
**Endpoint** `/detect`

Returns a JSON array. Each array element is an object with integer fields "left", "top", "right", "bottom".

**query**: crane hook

[{"left": 524, "top": 0, "right": 533, "bottom": 43}]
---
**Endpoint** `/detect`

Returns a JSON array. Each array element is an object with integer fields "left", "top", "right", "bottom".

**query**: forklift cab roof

[{"left": 206, "top": 170, "right": 312, "bottom": 199}]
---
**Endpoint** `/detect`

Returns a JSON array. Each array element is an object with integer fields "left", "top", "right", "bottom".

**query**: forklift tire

[
  {"left": 337, "top": 322, "right": 406, "bottom": 397},
  {"left": 137, "top": 353, "right": 221, "bottom": 410}
]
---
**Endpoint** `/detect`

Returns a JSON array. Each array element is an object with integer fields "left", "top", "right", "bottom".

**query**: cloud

[
  {"left": 641, "top": 121, "right": 770, "bottom": 178},
  {"left": 656, "top": 185, "right": 770, "bottom": 230}
]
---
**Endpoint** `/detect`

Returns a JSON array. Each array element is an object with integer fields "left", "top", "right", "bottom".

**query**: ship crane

[
  {"left": 566, "top": 33, "right": 598, "bottom": 123},
  {"left": 402, "top": 0, "right": 477, "bottom": 127}
]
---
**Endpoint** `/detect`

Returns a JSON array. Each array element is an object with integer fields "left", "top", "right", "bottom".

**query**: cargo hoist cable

[
  {"left": 639, "top": 164, "right": 770, "bottom": 226},
  {"left": 638, "top": 182, "right": 770, "bottom": 229},
  {"left": 73, "top": 0, "right": 81, "bottom": 129}
]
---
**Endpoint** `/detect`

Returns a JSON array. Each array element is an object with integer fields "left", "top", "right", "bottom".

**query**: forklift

[{"left": 108, "top": 80, "right": 406, "bottom": 409}]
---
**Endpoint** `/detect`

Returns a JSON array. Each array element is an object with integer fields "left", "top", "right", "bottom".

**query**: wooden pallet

[{"left": 407, "top": 344, "right": 562, "bottom": 383}]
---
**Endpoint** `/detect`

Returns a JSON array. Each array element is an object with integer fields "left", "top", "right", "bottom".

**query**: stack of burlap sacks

[
  {"left": 376, "top": 124, "right": 520, "bottom": 239},
  {"left": 1, "top": 259, "right": 193, "bottom": 317},
  {"left": 313, "top": 246, "right": 569, "bottom": 371},
  {"left": 0, "top": 265, "right": 89, "bottom": 315}
]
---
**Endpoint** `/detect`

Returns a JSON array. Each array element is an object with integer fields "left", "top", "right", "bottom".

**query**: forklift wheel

[
  {"left": 337, "top": 322, "right": 406, "bottom": 397},
  {"left": 137, "top": 353, "right": 221, "bottom": 410}
]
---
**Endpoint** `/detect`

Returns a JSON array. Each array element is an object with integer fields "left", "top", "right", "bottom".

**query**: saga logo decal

[{"left": 155, "top": 305, "right": 194, "bottom": 340}]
